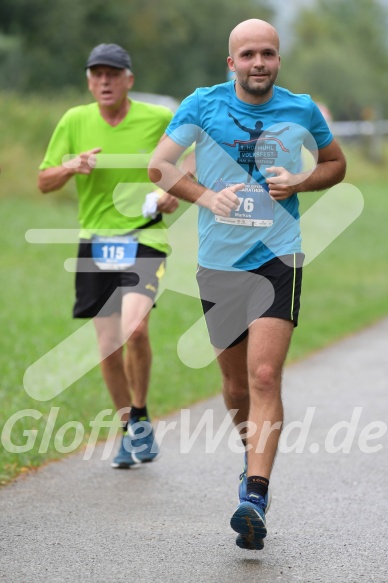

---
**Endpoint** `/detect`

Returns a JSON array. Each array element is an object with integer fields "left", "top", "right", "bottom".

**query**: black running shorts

[
  {"left": 196, "top": 253, "right": 304, "bottom": 349},
  {"left": 73, "top": 241, "right": 166, "bottom": 318}
]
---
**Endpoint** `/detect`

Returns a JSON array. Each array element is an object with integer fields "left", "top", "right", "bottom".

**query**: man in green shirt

[{"left": 38, "top": 43, "right": 178, "bottom": 468}]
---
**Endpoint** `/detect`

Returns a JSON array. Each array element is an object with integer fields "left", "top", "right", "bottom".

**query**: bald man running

[{"left": 149, "top": 19, "right": 346, "bottom": 551}]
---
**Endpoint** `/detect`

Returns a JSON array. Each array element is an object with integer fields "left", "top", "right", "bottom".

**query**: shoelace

[
  {"left": 130, "top": 421, "right": 153, "bottom": 441},
  {"left": 131, "top": 419, "right": 151, "bottom": 429},
  {"left": 246, "top": 494, "right": 267, "bottom": 512}
]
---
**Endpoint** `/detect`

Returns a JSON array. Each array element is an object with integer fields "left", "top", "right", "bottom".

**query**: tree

[
  {"left": 0, "top": 0, "right": 273, "bottom": 98},
  {"left": 279, "top": 0, "right": 388, "bottom": 120}
]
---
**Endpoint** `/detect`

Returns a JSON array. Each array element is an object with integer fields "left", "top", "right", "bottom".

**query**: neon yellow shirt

[{"left": 40, "top": 99, "right": 173, "bottom": 251}]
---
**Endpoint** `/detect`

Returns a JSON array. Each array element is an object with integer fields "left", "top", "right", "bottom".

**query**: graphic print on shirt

[{"left": 224, "top": 112, "right": 290, "bottom": 182}]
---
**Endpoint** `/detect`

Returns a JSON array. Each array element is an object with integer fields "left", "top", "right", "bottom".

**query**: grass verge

[{"left": 0, "top": 91, "right": 387, "bottom": 484}]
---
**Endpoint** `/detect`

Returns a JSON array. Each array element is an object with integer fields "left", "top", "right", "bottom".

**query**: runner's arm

[
  {"left": 265, "top": 139, "right": 346, "bottom": 200},
  {"left": 149, "top": 134, "right": 242, "bottom": 216},
  {"left": 149, "top": 134, "right": 209, "bottom": 206},
  {"left": 38, "top": 165, "right": 76, "bottom": 193},
  {"left": 38, "top": 147, "right": 101, "bottom": 194}
]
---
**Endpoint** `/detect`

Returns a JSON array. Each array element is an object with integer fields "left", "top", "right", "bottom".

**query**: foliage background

[
  {"left": 1, "top": 0, "right": 388, "bottom": 119},
  {"left": 1, "top": 0, "right": 388, "bottom": 484}
]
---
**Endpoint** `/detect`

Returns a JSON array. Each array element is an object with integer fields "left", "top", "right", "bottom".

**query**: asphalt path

[{"left": 1, "top": 319, "right": 388, "bottom": 582}]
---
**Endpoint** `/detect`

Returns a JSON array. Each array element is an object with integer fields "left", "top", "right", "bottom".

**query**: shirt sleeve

[
  {"left": 305, "top": 101, "right": 334, "bottom": 151},
  {"left": 39, "top": 112, "right": 72, "bottom": 170},
  {"left": 165, "top": 90, "right": 201, "bottom": 148}
]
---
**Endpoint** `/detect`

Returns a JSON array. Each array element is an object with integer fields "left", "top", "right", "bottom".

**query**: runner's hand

[
  {"left": 157, "top": 192, "right": 179, "bottom": 214},
  {"left": 67, "top": 147, "right": 102, "bottom": 175},
  {"left": 265, "top": 166, "right": 302, "bottom": 200},
  {"left": 199, "top": 183, "right": 244, "bottom": 216}
]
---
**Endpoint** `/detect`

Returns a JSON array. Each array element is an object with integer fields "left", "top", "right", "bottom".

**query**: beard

[{"left": 238, "top": 72, "right": 277, "bottom": 98}]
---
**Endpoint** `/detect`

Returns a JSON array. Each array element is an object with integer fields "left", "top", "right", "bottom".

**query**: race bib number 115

[{"left": 91, "top": 235, "right": 138, "bottom": 271}]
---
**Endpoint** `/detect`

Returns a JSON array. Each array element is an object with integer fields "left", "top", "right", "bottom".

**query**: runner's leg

[
  {"left": 246, "top": 317, "right": 293, "bottom": 478},
  {"left": 121, "top": 292, "right": 154, "bottom": 409},
  {"left": 93, "top": 313, "right": 131, "bottom": 423},
  {"left": 216, "top": 338, "right": 250, "bottom": 432}
]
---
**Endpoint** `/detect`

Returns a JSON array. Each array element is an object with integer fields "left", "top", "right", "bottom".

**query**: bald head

[
  {"left": 226, "top": 18, "right": 281, "bottom": 104},
  {"left": 229, "top": 19, "right": 279, "bottom": 57}
]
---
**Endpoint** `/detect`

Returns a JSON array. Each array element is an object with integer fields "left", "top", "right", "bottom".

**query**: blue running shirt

[{"left": 166, "top": 82, "right": 333, "bottom": 270}]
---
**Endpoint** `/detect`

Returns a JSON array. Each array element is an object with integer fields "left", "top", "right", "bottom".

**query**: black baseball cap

[{"left": 85, "top": 43, "right": 132, "bottom": 70}]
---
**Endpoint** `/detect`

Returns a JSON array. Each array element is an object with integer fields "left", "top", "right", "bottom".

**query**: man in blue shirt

[{"left": 149, "top": 19, "right": 346, "bottom": 550}]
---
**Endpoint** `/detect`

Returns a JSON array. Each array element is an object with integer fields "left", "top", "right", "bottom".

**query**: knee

[
  {"left": 99, "top": 344, "right": 122, "bottom": 367},
  {"left": 223, "top": 375, "right": 249, "bottom": 402},
  {"left": 124, "top": 320, "right": 149, "bottom": 345},
  {"left": 249, "top": 363, "right": 280, "bottom": 395},
  {"left": 96, "top": 333, "right": 122, "bottom": 361}
]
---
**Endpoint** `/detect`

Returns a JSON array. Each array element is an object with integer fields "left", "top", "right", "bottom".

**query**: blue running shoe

[
  {"left": 231, "top": 493, "right": 267, "bottom": 551},
  {"left": 238, "top": 453, "right": 248, "bottom": 502},
  {"left": 128, "top": 416, "right": 160, "bottom": 463},
  {"left": 111, "top": 433, "right": 139, "bottom": 469}
]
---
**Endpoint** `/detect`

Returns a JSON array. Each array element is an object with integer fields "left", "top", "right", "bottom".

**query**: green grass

[
  {"left": 291, "top": 177, "right": 388, "bottom": 360},
  {"left": 0, "top": 195, "right": 222, "bottom": 484},
  {"left": 0, "top": 91, "right": 387, "bottom": 485}
]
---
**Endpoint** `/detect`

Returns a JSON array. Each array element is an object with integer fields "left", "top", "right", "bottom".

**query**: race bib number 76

[{"left": 214, "top": 181, "right": 274, "bottom": 227}]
